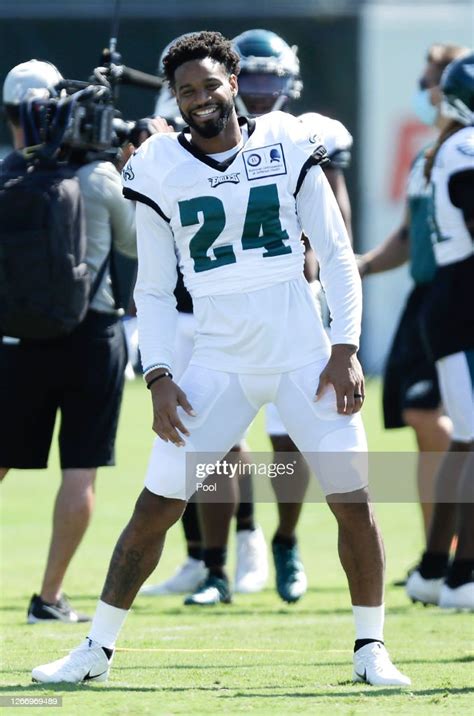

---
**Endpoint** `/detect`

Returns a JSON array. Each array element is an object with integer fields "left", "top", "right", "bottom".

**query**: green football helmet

[
  {"left": 441, "top": 51, "right": 474, "bottom": 126},
  {"left": 232, "top": 29, "right": 302, "bottom": 116}
]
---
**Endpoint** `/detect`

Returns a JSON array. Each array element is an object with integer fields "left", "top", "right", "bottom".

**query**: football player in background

[
  {"left": 142, "top": 29, "right": 356, "bottom": 606},
  {"left": 357, "top": 44, "right": 468, "bottom": 591},
  {"left": 405, "top": 51, "right": 474, "bottom": 611}
]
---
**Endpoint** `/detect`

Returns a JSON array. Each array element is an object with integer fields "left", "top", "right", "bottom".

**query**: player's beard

[{"left": 180, "top": 97, "right": 235, "bottom": 139}]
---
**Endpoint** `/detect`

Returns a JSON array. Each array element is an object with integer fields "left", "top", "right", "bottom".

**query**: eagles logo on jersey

[
  {"left": 122, "top": 162, "right": 135, "bottom": 182},
  {"left": 123, "top": 111, "right": 328, "bottom": 298}
]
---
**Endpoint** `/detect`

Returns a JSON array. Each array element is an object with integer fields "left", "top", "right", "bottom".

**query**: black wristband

[{"left": 146, "top": 372, "right": 173, "bottom": 390}]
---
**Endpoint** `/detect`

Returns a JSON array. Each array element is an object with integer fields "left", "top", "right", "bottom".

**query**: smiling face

[{"left": 173, "top": 57, "right": 238, "bottom": 139}]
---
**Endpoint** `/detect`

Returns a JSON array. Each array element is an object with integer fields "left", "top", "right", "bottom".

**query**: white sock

[
  {"left": 352, "top": 604, "right": 385, "bottom": 641},
  {"left": 88, "top": 600, "right": 129, "bottom": 650}
]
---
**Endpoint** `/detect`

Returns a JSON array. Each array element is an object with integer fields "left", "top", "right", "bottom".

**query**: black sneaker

[
  {"left": 183, "top": 574, "right": 232, "bottom": 605},
  {"left": 27, "top": 593, "right": 91, "bottom": 624}
]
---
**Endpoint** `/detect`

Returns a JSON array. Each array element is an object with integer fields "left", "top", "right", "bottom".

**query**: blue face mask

[{"left": 412, "top": 88, "right": 438, "bottom": 126}]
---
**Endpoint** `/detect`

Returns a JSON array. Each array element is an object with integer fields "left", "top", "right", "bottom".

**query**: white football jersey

[
  {"left": 297, "top": 112, "right": 352, "bottom": 168},
  {"left": 124, "top": 111, "right": 328, "bottom": 299},
  {"left": 430, "top": 126, "right": 474, "bottom": 266},
  {"left": 124, "top": 111, "right": 361, "bottom": 374}
]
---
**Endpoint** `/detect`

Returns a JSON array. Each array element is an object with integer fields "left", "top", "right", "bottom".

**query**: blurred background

[{"left": 0, "top": 0, "right": 472, "bottom": 371}]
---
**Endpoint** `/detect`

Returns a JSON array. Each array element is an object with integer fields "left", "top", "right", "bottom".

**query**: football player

[
  {"left": 405, "top": 51, "right": 474, "bottom": 611},
  {"left": 143, "top": 29, "right": 355, "bottom": 606},
  {"left": 138, "top": 36, "right": 268, "bottom": 600},
  {"left": 357, "top": 44, "right": 468, "bottom": 591},
  {"left": 32, "top": 30, "right": 410, "bottom": 687}
]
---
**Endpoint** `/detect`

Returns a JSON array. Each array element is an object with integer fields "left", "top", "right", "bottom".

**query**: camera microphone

[{"left": 114, "top": 65, "right": 163, "bottom": 91}]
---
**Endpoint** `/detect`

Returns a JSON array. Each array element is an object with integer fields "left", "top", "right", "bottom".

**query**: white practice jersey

[
  {"left": 123, "top": 111, "right": 361, "bottom": 374},
  {"left": 125, "top": 111, "right": 328, "bottom": 298},
  {"left": 298, "top": 112, "right": 352, "bottom": 169},
  {"left": 430, "top": 126, "right": 474, "bottom": 266}
]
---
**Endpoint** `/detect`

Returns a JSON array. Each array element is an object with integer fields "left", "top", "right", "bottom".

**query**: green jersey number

[
  {"left": 179, "top": 196, "right": 235, "bottom": 273},
  {"left": 179, "top": 184, "right": 291, "bottom": 273}
]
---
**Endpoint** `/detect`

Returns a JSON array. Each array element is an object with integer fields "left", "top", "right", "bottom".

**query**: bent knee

[
  {"left": 133, "top": 488, "right": 186, "bottom": 531},
  {"left": 402, "top": 407, "right": 443, "bottom": 432},
  {"left": 327, "top": 489, "right": 374, "bottom": 522}
]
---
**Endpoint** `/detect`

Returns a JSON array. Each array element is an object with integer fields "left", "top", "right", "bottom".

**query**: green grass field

[{"left": 1, "top": 379, "right": 473, "bottom": 715}]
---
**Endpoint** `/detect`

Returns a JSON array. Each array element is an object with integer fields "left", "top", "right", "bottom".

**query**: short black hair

[{"left": 163, "top": 31, "right": 240, "bottom": 87}]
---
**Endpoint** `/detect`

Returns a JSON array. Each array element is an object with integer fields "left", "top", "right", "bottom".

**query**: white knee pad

[
  {"left": 312, "top": 419, "right": 369, "bottom": 496},
  {"left": 144, "top": 436, "right": 193, "bottom": 501}
]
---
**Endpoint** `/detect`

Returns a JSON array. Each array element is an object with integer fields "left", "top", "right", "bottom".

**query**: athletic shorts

[
  {"left": 173, "top": 312, "right": 254, "bottom": 446},
  {"left": 144, "top": 358, "right": 368, "bottom": 501},
  {"left": 174, "top": 312, "right": 298, "bottom": 442},
  {"left": 0, "top": 310, "right": 127, "bottom": 469},
  {"left": 421, "top": 255, "right": 474, "bottom": 363},
  {"left": 383, "top": 285, "right": 441, "bottom": 429},
  {"left": 175, "top": 313, "right": 293, "bottom": 440}
]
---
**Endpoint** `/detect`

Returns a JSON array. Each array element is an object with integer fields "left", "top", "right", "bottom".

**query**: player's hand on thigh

[
  {"left": 149, "top": 379, "right": 195, "bottom": 446},
  {"left": 316, "top": 344, "right": 365, "bottom": 415}
]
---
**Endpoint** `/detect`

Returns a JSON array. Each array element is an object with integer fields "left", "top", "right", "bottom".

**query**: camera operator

[{"left": 0, "top": 59, "right": 141, "bottom": 623}]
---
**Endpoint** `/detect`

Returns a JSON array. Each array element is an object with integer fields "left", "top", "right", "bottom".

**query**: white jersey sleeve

[
  {"left": 133, "top": 202, "right": 178, "bottom": 374},
  {"left": 298, "top": 112, "right": 352, "bottom": 169},
  {"left": 122, "top": 132, "right": 179, "bottom": 221},
  {"left": 296, "top": 165, "right": 361, "bottom": 347},
  {"left": 430, "top": 126, "right": 474, "bottom": 266}
]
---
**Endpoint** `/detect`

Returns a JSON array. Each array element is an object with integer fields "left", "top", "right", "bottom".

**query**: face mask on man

[{"left": 412, "top": 88, "right": 438, "bottom": 126}]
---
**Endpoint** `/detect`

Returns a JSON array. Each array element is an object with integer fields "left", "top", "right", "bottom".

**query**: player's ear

[{"left": 229, "top": 74, "right": 238, "bottom": 97}]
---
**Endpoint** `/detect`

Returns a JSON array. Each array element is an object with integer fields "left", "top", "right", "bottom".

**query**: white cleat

[
  {"left": 139, "top": 557, "right": 207, "bottom": 596},
  {"left": 439, "top": 582, "right": 474, "bottom": 611},
  {"left": 235, "top": 526, "right": 269, "bottom": 594},
  {"left": 32, "top": 638, "right": 112, "bottom": 684},
  {"left": 353, "top": 642, "right": 411, "bottom": 687},
  {"left": 406, "top": 569, "right": 443, "bottom": 606}
]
